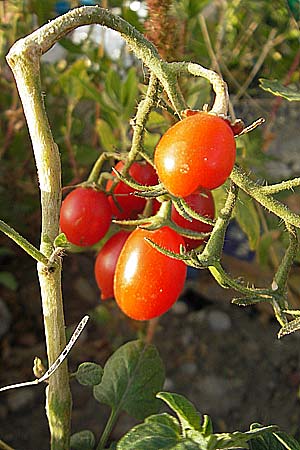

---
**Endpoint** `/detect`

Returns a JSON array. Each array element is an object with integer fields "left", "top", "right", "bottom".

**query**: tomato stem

[
  {"left": 0, "top": 219, "right": 50, "bottom": 266},
  {"left": 230, "top": 165, "right": 300, "bottom": 228}
]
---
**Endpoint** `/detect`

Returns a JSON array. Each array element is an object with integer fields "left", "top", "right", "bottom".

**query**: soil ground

[{"left": 1, "top": 247, "right": 300, "bottom": 449}]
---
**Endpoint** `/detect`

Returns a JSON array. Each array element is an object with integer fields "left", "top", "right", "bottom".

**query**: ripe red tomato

[
  {"left": 154, "top": 112, "right": 236, "bottom": 196},
  {"left": 94, "top": 230, "right": 130, "bottom": 300},
  {"left": 114, "top": 226, "right": 187, "bottom": 320},
  {"left": 60, "top": 187, "right": 112, "bottom": 246},
  {"left": 106, "top": 160, "right": 159, "bottom": 219},
  {"left": 171, "top": 188, "right": 215, "bottom": 250}
]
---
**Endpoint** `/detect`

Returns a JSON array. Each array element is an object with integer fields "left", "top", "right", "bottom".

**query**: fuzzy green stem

[
  {"left": 230, "top": 165, "right": 300, "bottom": 228},
  {"left": 199, "top": 181, "right": 238, "bottom": 264},
  {"left": 273, "top": 223, "right": 298, "bottom": 292},
  {"left": 129, "top": 72, "right": 161, "bottom": 162},
  {"left": 6, "top": 31, "right": 71, "bottom": 450},
  {"left": 0, "top": 219, "right": 49, "bottom": 266},
  {"left": 260, "top": 177, "right": 300, "bottom": 194},
  {"left": 209, "top": 262, "right": 271, "bottom": 296}
]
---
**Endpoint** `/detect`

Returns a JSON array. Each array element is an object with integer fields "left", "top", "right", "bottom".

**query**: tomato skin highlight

[
  {"left": 154, "top": 112, "right": 236, "bottom": 196},
  {"left": 114, "top": 226, "right": 187, "bottom": 321},
  {"left": 59, "top": 187, "right": 112, "bottom": 246},
  {"left": 171, "top": 188, "right": 215, "bottom": 250},
  {"left": 94, "top": 230, "right": 130, "bottom": 300},
  {"left": 107, "top": 161, "right": 159, "bottom": 219}
]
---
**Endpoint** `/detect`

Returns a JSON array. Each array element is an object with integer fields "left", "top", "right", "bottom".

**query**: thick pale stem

[{"left": 6, "top": 40, "right": 71, "bottom": 450}]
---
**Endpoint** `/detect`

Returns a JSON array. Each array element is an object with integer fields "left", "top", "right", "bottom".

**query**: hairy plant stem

[
  {"left": 6, "top": 35, "right": 71, "bottom": 450},
  {"left": 0, "top": 219, "right": 49, "bottom": 266},
  {"left": 230, "top": 165, "right": 300, "bottom": 228}
]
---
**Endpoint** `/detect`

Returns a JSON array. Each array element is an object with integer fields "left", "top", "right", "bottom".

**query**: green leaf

[
  {"left": 117, "top": 413, "right": 202, "bottom": 449},
  {"left": 120, "top": 67, "right": 138, "bottom": 119},
  {"left": 70, "top": 430, "right": 96, "bottom": 450},
  {"left": 257, "top": 231, "right": 278, "bottom": 267},
  {"left": 278, "top": 317, "right": 300, "bottom": 338},
  {"left": 93, "top": 340, "right": 165, "bottom": 420},
  {"left": 105, "top": 69, "right": 122, "bottom": 108},
  {"left": 214, "top": 424, "right": 278, "bottom": 449},
  {"left": 202, "top": 415, "right": 213, "bottom": 437},
  {"left": 95, "top": 119, "right": 118, "bottom": 152},
  {"left": 0, "top": 271, "right": 18, "bottom": 291},
  {"left": 76, "top": 362, "right": 103, "bottom": 386},
  {"left": 59, "top": 59, "right": 92, "bottom": 101},
  {"left": 157, "top": 392, "right": 202, "bottom": 432},
  {"left": 249, "top": 423, "right": 283, "bottom": 450},
  {"left": 259, "top": 79, "right": 300, "bottom": 101},
  {"left": 54, "top": 233, "right": 68, "bottom": 248},
  {"left": 274, "top": 432, "right": 300, "bottom": 450},
  {"left": 116, "top": 413, "right": 181, "bottom": 450},
  {"left": 234, "top": 191, "right": 260, "bottom": 250}
]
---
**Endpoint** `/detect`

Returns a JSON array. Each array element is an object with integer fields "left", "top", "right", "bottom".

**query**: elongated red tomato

[
  {"left": 107, "top": 161, "right": 159, "bottom": 219},
  {"left": 60, "top": 187, "right": 112, "bottom": 246},
  {"left": 154, "top": 112, "right": 236, "bottom": 197},
  {"left": 171, "top": 188, "right": 215, "bottom": 250},
  {"left": 94, "top": 230, "right": 130, "bottom": 300},
  {"left": 114, "top": 226, "right": 187, "bottom": 320}
]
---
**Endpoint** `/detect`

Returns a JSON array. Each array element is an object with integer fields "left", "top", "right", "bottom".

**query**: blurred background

[{"left": 1, "top": 0, "right": 300, "bottom": 448}]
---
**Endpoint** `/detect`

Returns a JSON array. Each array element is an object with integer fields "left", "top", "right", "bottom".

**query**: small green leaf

[
  {"left": 76, "top": 362, "right": 103, "bottom": 386},
  {"left": 70, "top": 430, "right": 96, "bottom": 450},
  {"left": 278, "top": 317, "right": 300, "bottom": 338},
  {"left": 93, "top": 340, "right": 165, "bottom": 420},
  {"left": 54, "top": 233, "right": 68, "bottom": 248},
  {"left": 116, "top": 413, "right": 181, "bottom": 450},
  {"left": 249, "top": 423, "right": 282, "bottom": 450},
  {"left": 0, "top": 271, "right": 18, "bottom": 291},
  {"left": 95, "top": 119, "right": 118, "bottom": 152},
  {"left": 259, "top": 79, "right": 300, "bottom": 101},
  {"left": 234, "top": 191, "right": 260, "bottom": 250},
  {"left": 120, "top": 67, "right": 138, "bottom": 119},
  {"left": 157, "top": 392, "right": 202, "bottom": 432},
  {"left": 202, "top": 415, "right": 213, "bottom": 437}
]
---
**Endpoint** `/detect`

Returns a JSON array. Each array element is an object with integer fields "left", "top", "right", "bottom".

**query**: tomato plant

[
  {"left": 94, "top": 230, "right": 130, "bottom": 300},
  {"left": 114, "top": 226, "right": 187, "bottom": 320},
  {"left": 60, "top": 187, "right": 112, "bottom": 246},
  {"left": 171, "top": 188, "right": 215, "bottom": 250},
  {"left": 154, "top": 112, "right": 236, "bottom": 197},
  {"left": 106, "top": 160, "right": 159, "bottom": 219}
]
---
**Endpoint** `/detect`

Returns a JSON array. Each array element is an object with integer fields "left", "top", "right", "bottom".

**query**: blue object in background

[
  {"left": 55, "top": 1, "right": 71, "bottom": 15},
  {"left": 80, "top": 0, "right": 97, "bottom": 5},
  {"left": 223, "top": 220, "right": 255, "bottom": 262}
]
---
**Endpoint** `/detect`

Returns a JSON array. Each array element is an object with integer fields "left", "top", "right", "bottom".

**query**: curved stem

[
  {"left": 230, "top": 165, "right": 300, "bottom": 228},
  {"left": 7, "top": 18, "right": 71, "bottom": 450}
]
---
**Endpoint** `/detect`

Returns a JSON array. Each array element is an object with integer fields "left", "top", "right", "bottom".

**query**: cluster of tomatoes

[{"left": 59, "top": 112, "right": 236, "bottom": 321}]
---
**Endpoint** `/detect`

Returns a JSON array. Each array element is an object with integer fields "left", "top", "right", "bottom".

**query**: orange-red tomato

[
  {"left": 60, "top": 187, "right": 112, "bottom": 247},
  {"left": 94, "top": 230, "right": 130, "bottom": 300},
  {"left": 171, "top": 188, "right": 215, "bottom": 250},
  {"left": 107, "top": 161, "right": 159, "bottom": 219},
  {"left": 114, "top": 226, "right": 187, "bottom": 320},
  {"left": 154, "top": 112, "right": 236, "bottom": 197}
]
